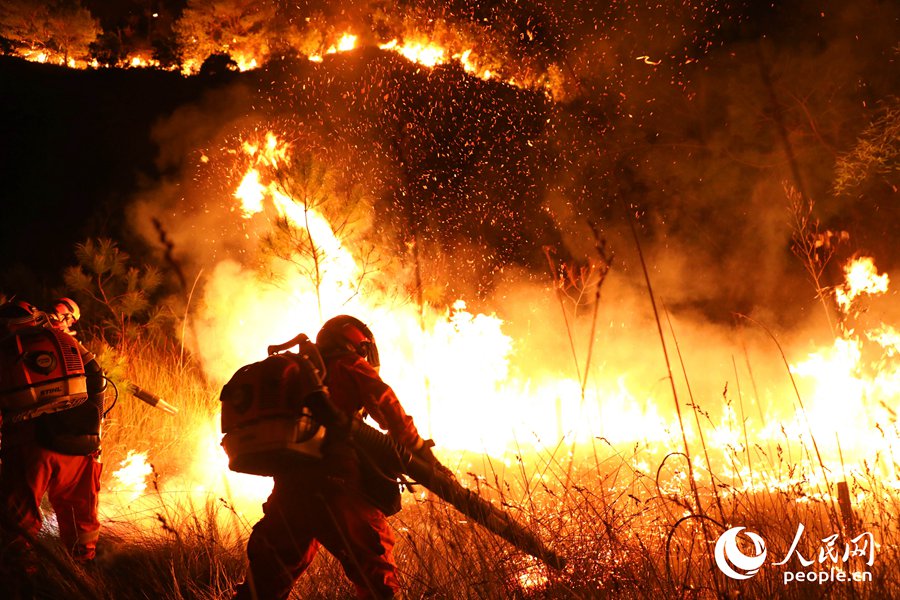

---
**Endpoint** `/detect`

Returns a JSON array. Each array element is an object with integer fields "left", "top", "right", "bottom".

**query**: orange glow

[
  {"left": 458, "top": 49, "right": 492, "bottom": 80},
  {"left": 205, "top": 134, "right": 900, "bottom": 464},
  {"left": 790, "top": 337, "right": 867, "bottom": 438},
  {"left": 513, "top": 556, "right": 549, "bottom": 589},
  {"left": 19, "top": 49, "right": 91, "bottom": 69},
  {"left": 189, "top": 417, "right": 273, "bottom": 518},
  {"left": 234, "top": 169, "right": 265, "bottom": 215}
]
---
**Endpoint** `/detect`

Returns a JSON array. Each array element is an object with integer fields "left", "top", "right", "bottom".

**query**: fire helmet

[
  {"left": 316, "top": 315, "right": 380, "bottom": 368},
  {"left": 49, "top": 297, "right": 81, "bottom": 334},
  {"left": 53, "top": 297, "right": 81, "bottom": 324}
]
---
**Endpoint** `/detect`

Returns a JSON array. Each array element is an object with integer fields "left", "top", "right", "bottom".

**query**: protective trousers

[
  {"left": 233, "top": 473, "right": 401, "bottom": 600},
  {"left": 0, "top": 442, "right": 102, "bottom": 561}
]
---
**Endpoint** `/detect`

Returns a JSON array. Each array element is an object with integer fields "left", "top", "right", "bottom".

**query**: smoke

[{"left": 119, "top": 0, "right": 898, "bottom": 441}]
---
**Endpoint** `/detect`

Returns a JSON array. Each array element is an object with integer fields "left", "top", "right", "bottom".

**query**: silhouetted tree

[
  {"left": 198, "top": 51, "right": 238, "bottom": 76},
  {"left": 89, "top": 29, "right": 125, "bottom": 65}
]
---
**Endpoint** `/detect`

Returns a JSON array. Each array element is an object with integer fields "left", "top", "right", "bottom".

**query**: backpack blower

[{"left": 0, "top": 324, "right": 88, "bottom": 423}]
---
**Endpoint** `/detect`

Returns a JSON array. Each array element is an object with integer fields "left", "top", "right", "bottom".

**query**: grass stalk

[
  {"left": 735, "top": 313, "right": 842, "bottom": 531},
  {"left": 627, "top": 214, "right": 724, "bottom": 598},
  {"left": 663, "top": 304, "right": 726, "bottom": 524}
]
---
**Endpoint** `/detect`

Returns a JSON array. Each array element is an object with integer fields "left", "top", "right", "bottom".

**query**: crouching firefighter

[
  {"left": 0, "top": 299, "right": 107, "bottom": 570},
  {"left": 224, "top": 315, "right": 449, "bottom": 600}
]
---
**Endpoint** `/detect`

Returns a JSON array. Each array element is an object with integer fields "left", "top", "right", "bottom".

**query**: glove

[{"left": 412, "top": 439, "right": 456, "bottom": 481}]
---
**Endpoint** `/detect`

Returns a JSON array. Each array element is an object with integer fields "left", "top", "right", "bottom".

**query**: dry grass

[{"left": 10, "top": 340, "right": 899, "bottom": 600}]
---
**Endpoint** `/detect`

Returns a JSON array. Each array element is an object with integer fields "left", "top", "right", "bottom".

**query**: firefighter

[
  {"left": 233, "top": 315, "right": 448, "bottom": 600},
  {"left": 0, "top": 299, "right": 107, "bottom": 569},
  {"left": 48, "top": 296, "right": 80, "bottom": 337}
]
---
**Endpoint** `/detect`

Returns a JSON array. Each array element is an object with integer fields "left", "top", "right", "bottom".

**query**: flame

[
  {"left": 186, "top": 131, "right": 700, "bottom": 475},
  {"left": 784, "top": 256, "right": 898, "bottom": 465},
  {"left": 399, "top": 44, "right": 445, "bottom": 68},
  {"left": 232, "top": 55, "right": 259, "bottom": 72},
  {"left": 336, "top": 34, "right": 358, "bottom": 53},
  {"left": 128, "top": 55, "right": 161, "bottom": 69},
  {"left": 188, "top": 418, "right": 273, "bottom": 516},
  {"left": 458, "top": 49, "right": 493, "bottom": 80},
  {"left": 868, "top": 325, "right": 900, "bottom": 358},
  {"left": 110, "top": 450, "right": 153, "bottom": 503},
  {"left": 233, "top": 135, "right": 359, "bottom": 295},
  {"left": 834, "top": 256, "right": 889, "bottom": 312},
  {"left": 381, "top": 39, "right": 447, "bottom": 68},
  {"left": 234, "top": 169, "right": 266, "bottom": 215},
  {"left": 20, "top": 3, "right": 892, "bottom": 550},
  {"left": 790, "top": 337, "right": 868, "bottom": 438}
]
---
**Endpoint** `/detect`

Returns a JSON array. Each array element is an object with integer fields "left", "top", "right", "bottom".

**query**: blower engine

[
  {"left": 220, "top": 334, "right": 327, "bottom": 475},
  {"left": 0, "top": 325, "right": 88, "bottom": 423}
]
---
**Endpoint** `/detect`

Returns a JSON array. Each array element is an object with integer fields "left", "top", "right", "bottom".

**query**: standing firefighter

[
  {"left": 229, "top": 315, "right": 449, "bottom": 600},
  {"left": 0, "top": 298, "right": 107, "bottom": 571}
]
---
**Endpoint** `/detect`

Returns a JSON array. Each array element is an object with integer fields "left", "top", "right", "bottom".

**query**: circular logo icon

[
  {"left": 714, "top": 527, "right": 767, "bottom": 580},
  {"left": 27, "top": 351, "right": 58, "bottom": 375}
]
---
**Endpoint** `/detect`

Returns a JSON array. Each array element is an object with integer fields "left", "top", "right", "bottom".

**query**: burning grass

[{"left": 12, "top": 331, "right": 897, "bottom": 599}]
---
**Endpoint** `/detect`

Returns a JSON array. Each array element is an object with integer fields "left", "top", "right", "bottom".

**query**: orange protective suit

[
  {"left": 233, "top": 352, "right": 423, "bottom": 600},
  {"left": 0, "top": 427, "right": 102, "bottom": 560},
  {"left": 0, "top": 339, "right": 105, "bottom": 564}
]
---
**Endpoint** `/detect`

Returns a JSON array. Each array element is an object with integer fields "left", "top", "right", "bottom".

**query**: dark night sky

[{"left": 0, "top": 58, "right": 198, "bottom": 273}]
